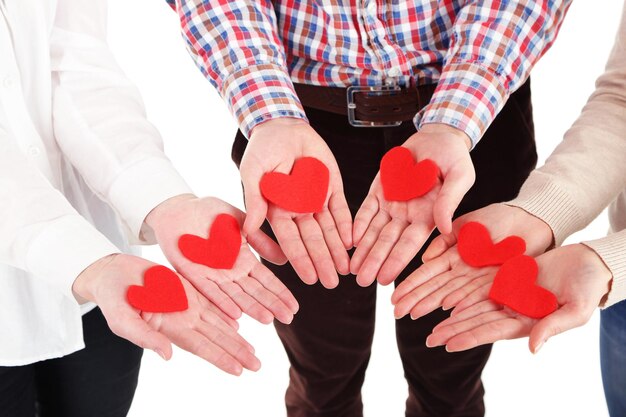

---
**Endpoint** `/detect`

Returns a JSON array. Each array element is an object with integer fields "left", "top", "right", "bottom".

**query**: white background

[{"left": 105, "top": 1, "right": 624, "bottom": 416}]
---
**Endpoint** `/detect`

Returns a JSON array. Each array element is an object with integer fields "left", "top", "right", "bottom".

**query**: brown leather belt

[{"left": 294, "top": 82, "right": 436, "bottom": 127}]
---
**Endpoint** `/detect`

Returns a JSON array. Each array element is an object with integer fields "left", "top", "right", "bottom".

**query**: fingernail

[
  {"left": 155, "top": 349, "right": 167, "bottom": 361},
  {"left": 442, "top": 305, "right": 451, "bottom": 311},
  {"left": 534, "top": 340, "right": 546, "bottom": 354},
  {"left": 410, "top": 314, "right": 417, "bottom": 320}
]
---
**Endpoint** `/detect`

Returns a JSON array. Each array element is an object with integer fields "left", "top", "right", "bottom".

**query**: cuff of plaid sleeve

[
  {"left": 415, "top": 61, "right": 508, "bottom": 148},
  {"left": 506, "top": 172, "right": 585, "bottom": 247},
  {"left": 220, "top": 63, "right": 308, "bottom": 138},
  {"left": 582, "top": 231, "right": 626, "bottom": 308}
]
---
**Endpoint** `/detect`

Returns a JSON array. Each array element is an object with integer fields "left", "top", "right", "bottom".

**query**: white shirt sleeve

[
  {"left": 49, "top": 0, "right": 193, "bottom": 244},
  {"left": 0, "top": 135, "right": 121, "bottom": 300}
]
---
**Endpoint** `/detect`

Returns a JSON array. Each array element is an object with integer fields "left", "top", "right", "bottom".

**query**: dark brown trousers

[{"left": 232, "top": 80, "right": 537, "bottom": 417}]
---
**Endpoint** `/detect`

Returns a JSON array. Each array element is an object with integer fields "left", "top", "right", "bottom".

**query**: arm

[
  {"left": 509, "top": 7, "right": 626, "bottom": 246},
  {"left": 350, "top": 1, "right": 571, "bottom": 285},
  {"left": 417, "top": 0, "right": 572, "bottom": 147},
  {"left": 169, "top": 0, "right": 307, "bottom": 137},
  {"left": 168, "top": 1, "right": 353, "bottom": 288},
  {"left": 50, "top": 0, "right": 193, "bottom": 244}
]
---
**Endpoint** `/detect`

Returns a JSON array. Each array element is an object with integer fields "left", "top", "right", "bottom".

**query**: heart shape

[
  {"left": 458, "top": 221, "right": 526, "bottom": 267},
  {"left": 178, "top": 213, "right": 242, "bottom": 270},
  {"left": 380, "top": 146, "right": 439, "bottom": 201},
  {"left": 260, "top": 157, "right": 329, "bottom": 213},
  {"left": 489, "top": 255, "right": 558, "bottom": 319},
  {"left": 127, "top": 265, "right": 188, "bottom": 313}
]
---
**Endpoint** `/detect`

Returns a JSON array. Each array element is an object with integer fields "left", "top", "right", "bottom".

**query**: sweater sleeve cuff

[
  {"left": 583, "top": 231, "right": 626, "bottom": 308},
  {"left": 507, "top": 174, "right": 585, "bottom": 246},
  {"left": 25, "top": 215, "right": 120, "bottom": 301},
  {"left": 415, "top": 61, "right": 508, "bottom": 148},
  {"left": 107, "top": 158, "right": 193, "bottom": 244},
  {"left": 220, "top": 63, "right": 308, "bottom": 138}
]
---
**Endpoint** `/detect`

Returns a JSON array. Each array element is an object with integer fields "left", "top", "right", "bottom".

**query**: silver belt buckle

[{"left": 346, "top": 81, "right": 403, "bottom": 127}]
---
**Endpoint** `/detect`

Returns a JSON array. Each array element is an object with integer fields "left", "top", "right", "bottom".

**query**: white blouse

[{"left": 0, "top": 0, "right": 192, "bottom": 365}]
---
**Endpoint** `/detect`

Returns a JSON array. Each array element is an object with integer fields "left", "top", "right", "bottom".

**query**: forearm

[
  {"left": 51, "top": 0, "right": 193, "bottom": 243},
  {"left": 509, "top": 8, "right": 626, "bottom": 245},
  {"left": 169, "top": 0, "right": 307, "bottom": 137},
  {"left": 417, "top": 0, "right": 571, "bottom": 147},
  {"left": 0, "top": 139, "right": 120, "bottom": 299}
]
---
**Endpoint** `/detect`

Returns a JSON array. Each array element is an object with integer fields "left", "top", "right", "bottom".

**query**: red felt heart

[
  {"left": 458, "top": 221, "right": 526, "bottom": 267},
  {"left": 380, "top": 146, "right": 439, "bottom": 201},
  {"left": 178, "top": 213, "right": 241, "bottom": 270},
  {"left": 260, "top": 157, "right": 329, "bottom": 213},
  {"left": 127, "top": 265, "right": 188, "bottom": 313},
  {"left": 489, "top": 255, "right": 558, "bottom": 319}
]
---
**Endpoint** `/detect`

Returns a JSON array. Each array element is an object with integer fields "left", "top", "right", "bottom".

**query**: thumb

[
  {"left": 109, "top": 313, "right": 173, "bottom": 360},
  {"left": 528, "top": 303, "right": 587, "bottom": 353},
  {"left": 422, "top": 232, "right": 457, "bottom": 262},
  {"left": 242, "top": 177, "right": 269, "bottom": 236},
  {"left": 433, "top": 164, "right": 475, "bottom": 235}
]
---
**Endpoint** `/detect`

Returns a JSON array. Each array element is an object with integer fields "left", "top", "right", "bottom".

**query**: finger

[
  {"left": 241, "top": 173, "right": 270, "bottom": 236},
  {"left": 189, "top": 277, "right": 242, "bottom": 320},
  {"left": 393, "top": 269, "right": 458, "bottom": 319},
  {"left": 433, "top": 165, "right": 474, "bottom": 235},
  {"left": 200, "top": 309, "right": 253, "bottom": 352},
  {"left": 450, "top": 282, "right": 492, "bottom": 316},
  {"left": 239, "top": 276, "right": 294, "bottom": 324},
  {"left": 352, "top": 194, "right": 379, "bottom": 247},
  {"left": 196, "top": 321, "right": 261, "bottom": 371},
  {"left": 407, "top": 272, "right": 478, "bottom": 320},
  {"left": 246, "top": 228, "right": 288, "bottom": 265},
  {"left": 356, "top": 218, "right": 407, "bottom": 287},
  {"left": 528, "top": 303, "right": 590, "bottom": 353},
  {"left": 433, "top": 300, "right": 502, "bottom": 333},
  {"left": 218, "top": 280, "right": 275, "bottom": 324},
  {"left": 251, "top": 262, "right": 299, "bottom": 313},
  {"left": 427, "top": 309, "right": 512, "bottom": 348},
  {"left": 176, "top": 329, "right": 246, "bottom": 375},
  {"left": 328, "top": 191, "right": 354, "bottom": 250},
  {"left": 315, "top": 208, "right": 350, "bottom": 275},
  {"left": 202, "top": 303, "right": 240, "bottom": 330},
  {"left": 391, "top": 255, "right": 453, "bottom": 304},
  {"left": 377, "top": 222, "right": 432, "bottom": 285},
  {"left": 442, "top": 274, "right": 493, "bottom": 311},
  {"left": 270, "top": 215, "right": 318, "bottom": 285},
  {"left": 108, "top": 313, "right": 173, "bottom": 360},
  {"left": 422, "top": 233, "right": 457, "bottom": 262},
  {"left": 444, "top": 317, "right": 530, "bottom": 352},
  {"left": 350, "top": 211, "right": 390, "bottom": 276},
  {"left": 295, "top": 215, "right": 339, "bottom": 289}
]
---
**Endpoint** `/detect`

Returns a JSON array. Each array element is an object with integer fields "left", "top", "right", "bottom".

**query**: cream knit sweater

[{"left": 508, "top": 5, "right": 626, "bottom": 307}]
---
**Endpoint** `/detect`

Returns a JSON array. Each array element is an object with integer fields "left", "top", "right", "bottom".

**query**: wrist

[
  {"left": 249, "top": 117, "right": 310, "bottom": 140},
  {"left": 507, "top": 205, "right": 555, "bottom": 254},
  {"left": 144, "top": 193, "right": 196, "bottom": 230},
  {"left": 576, "top": 243, "right": 613, "bottom": 299},
  {"left": 72, "top": 253, "right": 119, "bottom": 304},
  {"left": 419, "top": 123, "right": 472, "bottom": 150}
]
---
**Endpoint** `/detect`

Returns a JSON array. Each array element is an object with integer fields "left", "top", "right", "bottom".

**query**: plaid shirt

[{"left": 167, "top": 0, "right": 570, "bottom": 146}]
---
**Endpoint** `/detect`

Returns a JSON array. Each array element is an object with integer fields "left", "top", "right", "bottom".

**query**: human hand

[
  {"left": 425, "top": 244, "right": 612, "bottom": 353},
  {"left": 144, "top": 194, "right": 299, "bottom": 325},
  {"left": 242, "top": 118, "right": 353, "bottom": 289},
  {"left": 351, "top": 123, "right": 474, "bottom": 286},
  {"left": 72, "top": 254, "right": 261, "bottom": 375},
  {"left": 392, "top": 204, "right": 553, "bottom": 319}
]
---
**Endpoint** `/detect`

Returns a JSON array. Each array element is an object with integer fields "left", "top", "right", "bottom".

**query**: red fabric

[
  {"left": 457, "top": 221, "right": 526, "bottom": 267},
  {"left": 260, "top": 157, "right": 329, "bottom": 213},
  {"left": 489, "top": 255, "right": 558, "bottom": 319},
  {"left": 380, "top": 147, "right": 439, "bottom": 201},
  {"left": 126, "top": 265, "right": 188, "bottom": 313},
  {"left": 178, "top": 213, "right": 242, "bottom": 270}
]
